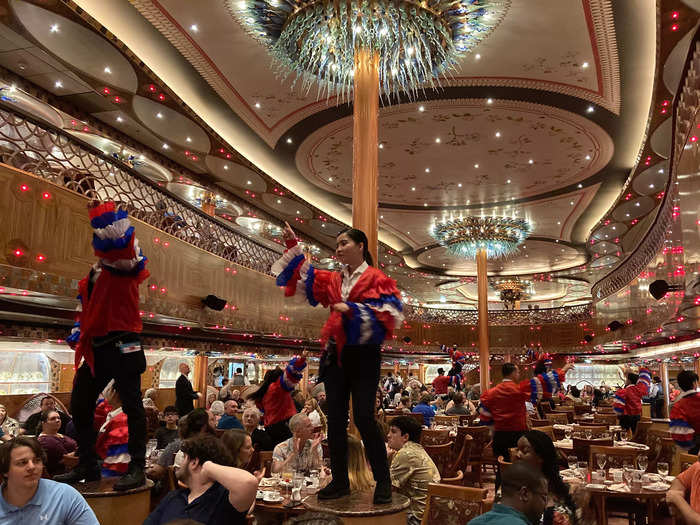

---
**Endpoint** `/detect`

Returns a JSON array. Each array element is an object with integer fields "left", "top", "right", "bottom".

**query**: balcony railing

[
  {"left": 0, "top": 108, "right": 280, "bottom": 275},
  {"left": 403, "top": 303, "right": 592, "bottom": 325}
]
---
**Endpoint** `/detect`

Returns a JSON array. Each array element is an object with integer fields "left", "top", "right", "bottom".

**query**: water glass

[
  {"left": 622, "top": 468, "right": 633, "bottom": 487},
  {"left": 585, "top": 429, "right": 593, "bottom": 440},
  {"left": 309, "top": 469, "right": 320, "bottom": 489},
  {"left": 146, "top": 439, "right": 158, "bottom": 458},
  {"left": 637, "top": 455, "right": 648, "bottom": 472},
  {"left": 577, "top": 461, "right": 588, "bottom": 479},
  {"left": 657, "top": 462, "right": 669, "bottom": 477},
  {"left": 596, "top": 454, "right": 607, "bottom": 471},
  {"left": 567, "top": 455, "right": 578, "bottom": 471},
  {"left": 564, "top": 428, "right": 572, "bottom": 440}
]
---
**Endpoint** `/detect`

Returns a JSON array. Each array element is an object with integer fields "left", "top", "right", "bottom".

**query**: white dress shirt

[{"left": 340, "top": 261, "right": 369, "bottom": 301}]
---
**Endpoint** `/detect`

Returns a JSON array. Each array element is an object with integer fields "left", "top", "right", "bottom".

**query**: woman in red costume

[{"left": 272, "top": 223, "right": 403, "bottom": 504}]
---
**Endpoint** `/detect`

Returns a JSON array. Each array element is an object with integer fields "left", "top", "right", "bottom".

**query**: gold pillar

[
  {"left": 351, "top": 48, "right": 380, "bottom": 263},
  {"left": 660, "top": 362, "right": 670, "bottom": 419},
  {"left": 477, "top": 249, "right": 490, "bottom": 393},
  {"left": 694, "top": 357, "right": 700, "bottom": 378},
  {"left": 201, "top": 191, "right": 216, "bottom": 216},
  {"left": 193, "top": 354, "right": 208, "bottom": 408},
  {"left": 301, "top": 365, "right": 309, "bottom": 395},
  {"left": 419, "top": 363, "right": 425, "bottom": 384}
]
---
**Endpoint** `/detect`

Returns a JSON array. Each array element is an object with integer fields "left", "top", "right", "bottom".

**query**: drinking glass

[
  {"left": 657, "top": 462, "right": 669, "bottom": 477},
  {"left": 577, "top": 461, "right": 588, "bottom": 480},
  {"left": 622, "top": 468, "right": 633, "bottom": 487},
  {"left": 146, "top": 439, "right": 157, "bottom": 459},
  {"left": 596, "top": 454, "right": 607, "bottom": 471},
  {"left": 567, "top": 455, "right": 578, "bottom": 471},
  {"left": 585, "top": 429, "right": 593, "bottom": 440},
  {"left": 564, "top": 428, "right": 572, "bottom": 440},
  {"left": 620, "top": 430, "right": 629, "bottom": 443},
  {"left": 292, "top": 472, "right": 304, "bottom": 502},
  {"left": 637, "top": 455, "right": 648, "bottom": 472}
]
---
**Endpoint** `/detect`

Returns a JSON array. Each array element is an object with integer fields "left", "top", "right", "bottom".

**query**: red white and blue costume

[
  {"left": 61, "top": 201, "right": 149, "bottom": 480},
  {"left": 272, "top": 237, "right": 403, "bottom": 495},
  {"left": 272, "top": 239, "right": 404, "bottom": 355},
  {"left": 613, "top": 368, "right": 651, "bottom": 416},
  {"left": 96, "top": 405, "right": 130, "bottom": 477},
  {"left": 670, "top": 390, "right": 700, "bottom": 451}
]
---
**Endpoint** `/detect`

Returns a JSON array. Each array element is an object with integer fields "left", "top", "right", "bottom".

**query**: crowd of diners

[{"left": 4, "top": 357, "right": 700, "bottom": 525}]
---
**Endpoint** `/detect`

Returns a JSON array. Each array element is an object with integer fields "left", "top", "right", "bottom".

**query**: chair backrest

[
  {"left": 546, "top": 413, "right": 570, "bottom": 426},
  {"left": 593, "top": 414, "right": 617, "bottom": 426},
  {"left": 572, "top": 437, "right": 613, "bottom": 464},
  {"left": 529, "top": 418, "right": 550, "bottom": 428},
  {"left": 574, "top": 404, "right": 593, "bottom": 415},
  {"left": 17, "top": 393, "right": 70, "bottom": 423},
  {"left": 434, "top": 415, "right": 460, "bottom": 427},
  {"left": 534, "top": 426, "right": 555, "bottom": 441},
  {"left": 571, "top": 425, "right": 609, "bottom": 439},
  {"left": 589, "top": 445, "right": 645, "bottom": 470},
  {"left": 423, "top": 441, "right": 455, "bottom": 478},
  {"left": 598, "top": 405, "right": 615, "bottom": 412},
  {"left": 553, "top": 408, "right": 574, "bottom": 423},
  {"left": 679, "top": 452, "right": 698, "bottom": 472},
  {"left": 459, "top": 414, "right": 476, "bottom": 427},
  {"left": 632, "top": 420, "right": 652, "bottom": 444},
  {"left": 260, "top": 451, "right": 273, "bottom": 477},
  {"left": 647, "top": 429, "right": 675, "bottom": 473},
  {"left": 459, "top": 426, "right": 490, "bottom": 461},
  {"left": 408, "top": 413, "right": 426, "bottom": 426},
  {"left": 421, "top": 429, "right": 450, "bottom": 446},
  {"left": 440, "top": 470, "right": 464, "bottom": 486},
  {"left": 421, "top": 483, "right": 488, "bottom": 525},
  {"left": 451, "top": 433, "right": 473, "bottom": 474}
]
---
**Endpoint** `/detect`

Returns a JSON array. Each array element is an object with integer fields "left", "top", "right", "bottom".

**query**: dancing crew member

[
  {"left": 478, "top": 360, "right": 573, "bottom": 490},
  {"left": 613, "top": 366, "right": 651, "bottom": 434},
  {"left": 669, "top": 370, "right": 700, "bottom": 452},
  {"left": 55, "top": 201, "right": 148, "bottom": 491},
  {"left": 273, "top": 222, "right": 403, "bottom": 504},
  {"left": 246, "top": 352, "right": 307, "bottom": 446}
]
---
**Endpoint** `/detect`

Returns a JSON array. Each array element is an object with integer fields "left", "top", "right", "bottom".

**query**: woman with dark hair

[
  {"left": 272, "top": 222, "right": 403, "bottom": 503},
  {"left": 221, "top": 428, "right": 255, "bottom": 468},
  {"left": 515, "top": 430, "right": 580, "bottom": 525},
  {"left": 37, "top": 409, "right": 77, "bottom": 477},
  {"left": 246, "top": 353, "right": 307, "bottom": 446}
]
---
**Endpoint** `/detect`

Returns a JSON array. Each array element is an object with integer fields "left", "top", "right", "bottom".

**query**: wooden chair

[
  {"left": 647, "top": 429, "right": 675, "bottom": 474},
  {"left": 408, "top": 413, "right": 426, "bottom": 426},
  {"left": 458, "top": 414, "right": 477, "bottom": 427},
  {"left": 421, "top": 429, "right": 450, "bottom": 446},
  {"left": 593, "top": 413, "right": 618, "bottom": 426},
  {"left": 572, "top": 437, "right": 612, "bottom": 464},
  {"left": 598, "top": 405, "right": 615, "bottom": 413},
  {"left": 529, "top": 418, "right": 550, "bottom": 428},
  {"left": 259, "top": 451, "right": 273, "bottom": 477},
  {"left": 574, "top": 404, "right": 592, "bottom": 415},
  {"left": 441, "top": 470, "right": 464, "bottom": 486},
  {"left": 421, "top": 483, "right": 489, "bottom": 525},
  {"left": 553, "top": 409, "right": 574, "bottom": 424},
  {"left": 423, "top": 442, "right": 455, "bottom": 479},
  {"left": 450, "top": 433, "right": 473, "bottom": 482},
  {"left": 546, "top": 413, "right": 570, "bottom": 426},
  {"left": 571, "top": 425, "right": 609, "bottom": 439},
  {"left": 589, "top": 445, "right": 646, "bottom": 470},
  {"left": 632, "top": 420, "right": 652, "bottom": 444},
  {"left": 459, "top": 426, "right": 490, "bottom": 487},
  {"left": 534, "top": 425, "right": 555, "bottom": 441},
  {"left": 679, "top": 452, "right": 698, "bottom": 472},
  {"left": 434, "top": 415, "right": 460, "bottom": 427}
]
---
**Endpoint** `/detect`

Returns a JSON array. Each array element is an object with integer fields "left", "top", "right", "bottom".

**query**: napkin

[
  {"left": 643, "top": 482, "right": 671, "bottom": 491},
  {"left": 608, "top": 483, "right": 631, "bottom": 493}
]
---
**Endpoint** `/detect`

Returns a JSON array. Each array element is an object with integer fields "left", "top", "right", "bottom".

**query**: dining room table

[
  {"left": 562, "top": 467, "right": 673, "bottom": 525},
  {"left": 553, "top": 439, "right": 649, "bottom": 452},
  {"left": 254, "top": 474, "right": 328, "bottom": 524}
]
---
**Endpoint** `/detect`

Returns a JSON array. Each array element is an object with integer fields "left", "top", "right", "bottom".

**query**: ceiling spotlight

[
  {"left": 458, "top": 183, "right": 462, "bottom": 188},
  {"left": 186, "top": 137, "right": 192, "bottom": 143},
  {"left": 577, "top": 183, "right": 583, "bottom": 188},
  {"left": 286, "top": 137, "right": 293, "bottom": 144},
  {"left": 418, "top": 105, "right": 425, "bottom": 112},
  {"left": 582, "top": 61, "right": 589, "bottom": 68},
  {"left": 190, "top": 24, "right": 199, "bottom": 32},
  {"left": 495, "top": 131, "right": 501, "bottom": 138},
  {"left": 424, "top": 203, "right": 428, "bottom": 207},
  {"left": 411, "top": 187, "right": 416, "bottom": 191},
  {"left": 506, "top": 179, "right": 511, "bottom": 184},
  {"left": 247, "top": 180, "right": 252, "bottom": 185},
  {"left": 104, "top": 66, "right": 112, "bottom": 74},
  {"left": 328, "top": 177, "right": 333, "bottom": 181},
  {"left": 649, "top": 184, "right": 655, "bottom": 188},
  {"left": 557, "top": 221, "right": 561, "bottom": 225},
  {"left": 474, "top": 163, "right": 479, "bottom": 168},
  {"left": 162, "top": 143, "right": 169, "bottom": 149},
  {"left": 223, "top": 165, "right": 228, "bottom": 170},
  {"left": 379, "top": 143, "right": 384, "bottom": 149},
  {"left": 486, "top": 98, "right": 493, "bottom": 104},
  {"left": 254, "top": 102, "right": 261, "bottom": 108},
  {"left": 475, "top": 54, "right": 481, "bottom": 60},
  {"left": 50, "top": 24, "right": 59, "bottom": 33},
  {"left": 528, "top": 159, "right": 533, "bottom": 164},
  {"left": 156, "top": 112, "right": 163, "bottom": 119},
  {"left": 570, "top": 201, "right": 575, "bottom": 205},
  {"left": 54, "top": 80, "right": 63, "bottom": 88},
  {"left": 277, "top": 199, "right": 282, "bottom": 204},
  {"left": 435, "top": 137, "right": 441, "bottom": 143},
  {"left": 425, "top": 168, "right": 430, "bottom": 173},
  {"left": 585, "top": 155, "right": 591, "bottom": 160},
  {"left": 116, "top": 116, "right": 123, "bottom": 123},
  {"left": 586, "top": 105, "right": 594, "bottom": 113}
]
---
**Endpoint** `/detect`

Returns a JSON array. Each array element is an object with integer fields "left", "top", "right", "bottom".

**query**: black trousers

[
  {"left": 266, "top": 419, "right": 292, "bottom": 447},
  {"left": 324, "top": 343, "right": 389, "bottom": 488},
  {"left": 493, "top": 430, "right": 525, "bottom": 490},
  {"left": 619, "top": 414, "right": 641, "bottom": 433},
  {"left": 71, "top": 332, "right": 147, "bottom": 468}
]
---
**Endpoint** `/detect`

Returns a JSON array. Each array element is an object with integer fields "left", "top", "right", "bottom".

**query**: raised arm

[
  {"left": 279, "top": 352, "right": 307, "bottom": 392},
  {"left": 201, "top": 460, "right": 258, "bottom": 513},
  {"left": 521, "top": 363, "right": 574, "bottom": 405},
  {"left": 271, "top": 222, "right": 334, "bottom": 307}
]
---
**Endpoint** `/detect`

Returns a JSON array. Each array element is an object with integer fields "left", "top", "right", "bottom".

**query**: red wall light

[
  {"left": 102, "top": 87, "right": 111, "bottom": 95},
  {"left": 36, "top": 254, "right": 46, "bottom": 262},
  {"left": 671, "top": 23, "right": 679, "bottom": 31},
  {"left": 158, "top": 93, "right": 165, "bottom": 101},
  {"left": 42, "top": 192, "right": 51, "bottom": 199},
  {"left": 19, "top": 184, "right": 29, "bottom": 192},
  {"left": 148, "top": 84, "right": 157, "bottom": 92},
  {"left": 13, "top": 249, "right": 23, "bottom": 257}
]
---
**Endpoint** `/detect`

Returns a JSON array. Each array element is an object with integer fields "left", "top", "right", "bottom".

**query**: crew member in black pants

[
  {"left": 272, "top": 222, "right": 404, "bottom": 504},
  {"left": 55, "top": 201, "right": 149, "bottom": 491}
]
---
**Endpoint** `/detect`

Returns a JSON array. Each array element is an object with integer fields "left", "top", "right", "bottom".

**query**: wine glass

[
  {"left": 585, "top": 428, "right": 593, "bottom": 440},
  {"left": 620, "top": 430, "right": 629, "bottom": 444},
  {"left": 597, "top": 454, "right": 607, "bottom": 471},
  {"left": 657, "top": 461, "right": 669, "bottom": 477},
  {"left": 622, "top": 467, "right": 633, "bottom": 487},
  {"left": 567, "top": 455, "right": 578, "bottom": 472},
  {"left": 564, "top": 428, "right": 572, "bottom": 441},
  {"left": 637, "top": 455, "right": 648, "bottom": 472}
]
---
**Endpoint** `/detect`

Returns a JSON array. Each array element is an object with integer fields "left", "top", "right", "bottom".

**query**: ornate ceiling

[{"left": 0, "top": 0, "right": 695, "bottom": 315}]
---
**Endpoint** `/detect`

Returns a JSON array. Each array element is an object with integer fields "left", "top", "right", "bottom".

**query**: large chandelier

[
  {"left": 430, "top": 216, "right": 531, "bottom": 259},
  {"left": 228, "top": 0, "right": 510, "bottom": 100}
]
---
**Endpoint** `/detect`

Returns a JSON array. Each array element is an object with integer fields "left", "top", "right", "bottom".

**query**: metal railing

[{"left": 403, "top": 303, "right": 592, "bottom": 325}]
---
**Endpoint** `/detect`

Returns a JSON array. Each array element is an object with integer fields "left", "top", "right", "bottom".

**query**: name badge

[{"left": 119, "top": 341, "right": 141, "bottom": 354}]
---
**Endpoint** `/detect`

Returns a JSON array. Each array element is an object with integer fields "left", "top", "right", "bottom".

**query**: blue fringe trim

[
  {"left": 305, "top": 266, "right": 318, "bottom": 306},
  {"left": 91, "top": 208, "right": 128, "bottom": 229},
  {"left": 364, "top": 293, "right": 403, "bottom": 312},
  {"left": 275, "top": 254, "right": 305, "bottom": 287},
  {"left": 92, "top": 226, "right": 134, "bottom": 253}
]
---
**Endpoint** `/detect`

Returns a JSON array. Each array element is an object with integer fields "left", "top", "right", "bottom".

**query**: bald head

[
  {"left": 179, "top": 363, "right": 190, "bottom": 375},
  {"left": 224, "top": 400, "right": 238, "bottom": 415}
]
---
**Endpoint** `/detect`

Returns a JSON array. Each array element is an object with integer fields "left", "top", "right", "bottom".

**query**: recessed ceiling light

[
  {"left": 418, "top": 105, "right": 425, "bottom": 112},
  {"left": 286, "top": 137, "right": 292, "bottom": 144},
  {"left": 474, "top": 163, "right": 479, "bottom": 168},
  {"left": 190, "top": 24, "right": 199, "bottom": 32},
  {"left": 528, "top": 159, "right": 533, "bottom": 164},
  {"left": 435, "top": 137, "right": 441, "bottom": 143},
  {"left": 486, "top": 98, "right": 493, "bottom": 104},
  {"left": 424, "top": 203, "right": 428, "bottom": 207},
  {"left": 247, "top": 180, "right": 252, "bottom": 185},
  {"left": 570, "top": 201, "right": 575, "bottom": 205},
  {"left": 411, "top": 187, "right": 416, "bottom": 191},
  {"left": 658, "top": 168, "right": 664, "bottom": 173},
  {"left": 104, "top": 66, "right": 111, "bottom": 74},
  {"left": 50, "top": 24, "right": 59, "bottom": 33},
  {"left": 458, "top": 183, "right": 462, "bottom": 188},
  {"left": 585, "top": 155, "right": 591, "bottom": 160},
  {"left": 162, "top": 143, "right": 169, "bottom": 149},
  {"left": 475, "top": 53, "right": 481, "bottom": 60},
  {"left": 557, "top": 221, "right": 561, "bottom": 225},
  {"left": 635, "top": 202, "right": 640, "bottom": 206},
  {"left": 186, "top": 137, "right": 192, "bottom": 143},
  {"left": 495, "top": 131, "right": 501, "bottom": 138},
  {"left": 277, "top": 199, "right": 282, "bottom": 204},
  {"left": 380, "top": 215, "right": 384, "bottom": 219},
  {"left": 649, "top": 184, "right": 654, "bottom": 188},
  {"left": 425, "top": 168, "right": 430, "bottom": 173},
  {"left": 506, "top": 179, "right": 511, "bottom": 184},
  {"left": 586, "top": 106, "right": 594, "bottom": 113},
  {"left": 156, "top": 112, "right": 163, "bottom": 119},
  {"left": 223, "top": 165, "right": 228, "bottom": 170},
  {"left": 54, "top": 80, "right": 62, "bottom": 88},
  {"left": 379, "top": 143, "right": 384, "bottom": 149},
  {"left": 578, "top": 183, "right": 583, "bottom": 188},
  {"left": 582, "top": 61, "right": 589, "bottom": 68},
  {"left": 116, "top": 116, "right": 123, "bottom": 123},
  {"left": 328, "top": 177, "right": 333, "bottom": 181},
  {"left": 254, "top": 102, "right": 261, "bottom": 108}
]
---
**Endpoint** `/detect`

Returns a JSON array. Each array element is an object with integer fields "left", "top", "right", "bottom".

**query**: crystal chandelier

[
  {"left": 430, "top": 216, "right": 531, "bottom": 259},
  {"left": 228, "top": 0, "right": 510, "bottom": 101}
]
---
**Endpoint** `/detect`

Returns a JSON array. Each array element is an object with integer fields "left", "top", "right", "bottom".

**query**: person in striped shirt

[{"left": 670, "top": 370, "right": 700, "bottom": 453}]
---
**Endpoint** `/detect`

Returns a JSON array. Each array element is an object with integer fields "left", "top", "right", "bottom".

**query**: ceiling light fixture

[
  {"left": 486, "top": 98, "right": 493, "bottom": 104},
  {"left": 54, "top": 80, "right": 63, "bottom": 88},
  {"left": 255, "top": 102, "right": 261, "bottom": 108},
  {"left": 418, "top": 105, "right": 425, "bottom": 112},
  {"left": 430, "top": 215, "right": 531, "bottom": 259},
  {"left": 582, "top": 61, "right": 589, "bottom": 68},
  {"left": 116, "top": 116, "right": 123, "bottom": 123},
  {"left": 286, "top": 137, "right": 292, "bottom": 144},
  {"left": 156, "top": 112, "right": 163, "bottom": 119},
  {"left": 190, "top": 24, "right": 199, "bottom": 32},
  {"left": 475, "top": 54, "right": 481, "bottom": 60},
  {"left": 435, "top": 137, "right": 441, "bottom": 143},
  {"left": 104, "top": 66, "right": 112, "bottom": 74},
  {"left": 50, "top": 24, "right": 59, "bottom": 33},
  {"left": 586, "top": 105, "right": 594, "bottom": 113}
]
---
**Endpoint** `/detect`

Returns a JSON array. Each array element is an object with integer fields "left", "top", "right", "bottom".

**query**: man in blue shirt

[
  {"left": 144, "top": 434, "right": 258, "bottom": 525},
  {"left": 468, "top": 462, "right": 547, "bottom": 525},
  {"left": 216, "top": 400, "right": 244, "bottom": 430},
  {"left": 411, "top": 393, "right": 436, "bottom": 427},
  {"left": 0, "top": 436, "right": 98, "bottom": 525}
]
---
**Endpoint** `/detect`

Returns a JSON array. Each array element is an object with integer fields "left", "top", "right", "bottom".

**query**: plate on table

[
  {"left": 643, "top": 482, "right": 671, "bottom": 491},
  {"left": 263, "top": 494, "right": 284, "bottom": 503},
  {"left": 586, "top": 484, "right": 606, "bottom": 490},
  {"left": 607, "top": 483, "right": 631, "bottom": 493},
  {"left": 256, "top": 491, "right": 264, "bottom": 499},
  {"left": 259, "top": 478, "right": 277, "bottom": 487},
  {"left": 665, "top": 476, "right": 676, "bottom": 483}
]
